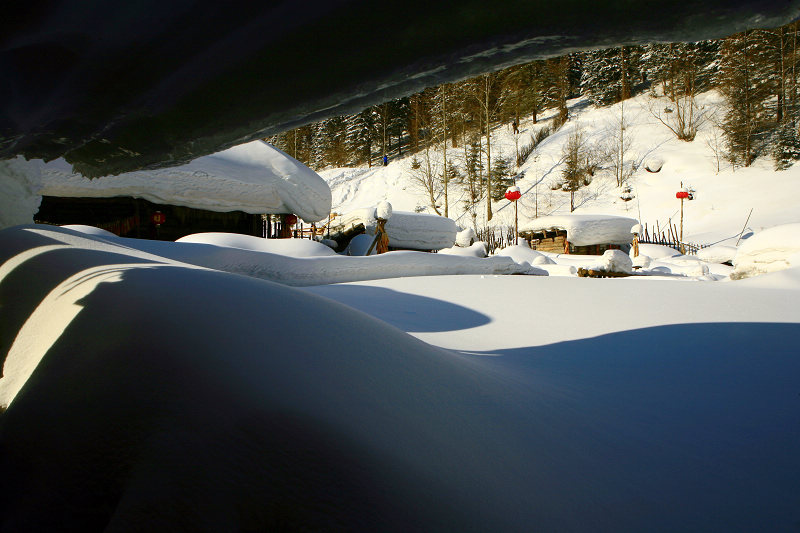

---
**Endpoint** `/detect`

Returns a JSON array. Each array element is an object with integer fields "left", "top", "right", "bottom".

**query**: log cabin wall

[{"left": 35, "top": 196, "right": 263, "bottom": 241}]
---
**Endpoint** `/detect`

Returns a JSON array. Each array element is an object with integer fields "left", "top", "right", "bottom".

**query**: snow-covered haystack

[
  {"left": 36, "top": 140, "right": 332, "bottom": 222},
  {"left": 333, "top": 208, "right": 458, "bottom": 251},
  {"left": 177, "top": 232, "right": 337, "bottom": 257},
  {"left": 732, "top": 223, "right": 800, "bottom": 279}
]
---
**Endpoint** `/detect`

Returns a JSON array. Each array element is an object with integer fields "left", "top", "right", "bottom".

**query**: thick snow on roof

[
  {"left": 38, "top": 141, "right": 332, "bottom": 222},
  {"left": 333, "top": 208, "right": 458, "bottom": 250},
  {"left": 519, "top": 214, "right": 639, "bottom": 246}
]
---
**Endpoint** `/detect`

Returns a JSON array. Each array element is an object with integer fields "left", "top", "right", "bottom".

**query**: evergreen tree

[
  {"left": 717, "top": 30, "right": 772, "bottom": 167},
  {"left": 580, "top": 46, "right": 643, "bottom": 106},
  {"left": 490, "top": 156, "right": 514, "bottom": 201}
]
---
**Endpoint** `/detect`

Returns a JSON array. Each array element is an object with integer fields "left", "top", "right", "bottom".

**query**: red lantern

[
  {"left": 675, "top": 191, "right": 689, "bottom": 199},
  {"left": 151, "top": 211, "right": 166, "bottom": 225},
  {"left": 284, "top": 214, "right": 298, "bottom": 225},
  {"left": 504, "top": 189, "right": 522, "bottom": 201}
]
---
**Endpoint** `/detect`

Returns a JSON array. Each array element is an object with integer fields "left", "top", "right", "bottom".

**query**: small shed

[
  {"left": 328, "top": 207, "right": 458, "bottom": 252},
  {"left": 34, "top": 141, "right": 331, "bottom": 241},
  {"left": 519, "top": 214, "right": 639, "bottom": 255}
]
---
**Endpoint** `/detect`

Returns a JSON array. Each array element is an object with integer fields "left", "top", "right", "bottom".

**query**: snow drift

[{"left": 732, "top": 222, "right": 800, "bottom": 279}]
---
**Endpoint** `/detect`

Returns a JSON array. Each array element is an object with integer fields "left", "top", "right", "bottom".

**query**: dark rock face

[{"left": 2, "top": 0, "right": 799, "bottom": 176}]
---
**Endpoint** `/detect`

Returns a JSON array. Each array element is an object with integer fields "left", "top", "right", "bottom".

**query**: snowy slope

[{"left": 319, "top": 90, "right": 800, "bottom": 245}]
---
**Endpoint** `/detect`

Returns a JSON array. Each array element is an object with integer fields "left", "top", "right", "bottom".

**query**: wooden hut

[
  {"left": 33, "top": 141, "right": 331, "bottom": 240},
  {"left": 519, "top": 214, "right": 639, "bottom": 255}
]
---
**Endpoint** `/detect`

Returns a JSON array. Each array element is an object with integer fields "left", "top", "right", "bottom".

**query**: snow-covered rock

[{"left": 732, "top": 223, "right": 800, "bottom": 279}]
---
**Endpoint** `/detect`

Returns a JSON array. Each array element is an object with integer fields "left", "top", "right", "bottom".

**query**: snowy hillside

[{"left": 319, "top": 90, "right": 800, "bottom": 246}]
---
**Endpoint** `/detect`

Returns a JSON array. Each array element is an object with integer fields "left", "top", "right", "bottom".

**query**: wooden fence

[
  {"left": 476, "top": 226, "right": 518, "bottom": 255},
  {"left": 638, "top": 221, "right": 705, "bottom": 255}
]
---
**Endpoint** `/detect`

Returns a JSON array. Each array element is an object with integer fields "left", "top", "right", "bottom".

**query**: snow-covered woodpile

[{"left": 329, "top": 207, "right": 458, "bottom": 252}]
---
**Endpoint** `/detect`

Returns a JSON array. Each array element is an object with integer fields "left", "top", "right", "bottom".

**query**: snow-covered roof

[
  {"left": 38, "top": 141, "right": 332, "bottom": 222},
  {"left": 332, "top": 208, "right": 458, "bottom": 251},
  {"left": 519, "top": 214, "right": 639, "bottom": 246}
]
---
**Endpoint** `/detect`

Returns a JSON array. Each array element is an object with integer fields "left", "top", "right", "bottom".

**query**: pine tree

[
  {"left": 717, "top": 30, "right": 772, "bottom": 167},
  {"left": 490, "top": 156, "right": 514, "bottom": 201},
  {"left": 580, "top": 46, "right": 643, "bottom": 106}
]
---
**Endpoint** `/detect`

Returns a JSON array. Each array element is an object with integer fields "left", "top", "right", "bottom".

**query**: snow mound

[
  {"left": 732, "top": 223, "right": 800, "bottom": 279},
  {"left": 593, "top": 249, "right": 633, "bottom": 274},
  {"left": 632, "top": 254, "right": 652, "bottom": 269},
  {"left": 637, "top": 243, "right": 682, "bottom": 259},
  {"left": 496, "top": 245, "right": 555, "bottom": 266},
  {"left": 375, "top": 201, "right": 393, "bottom": 220},
  {"left": 455, "top": 228, "right": 476, "bottom": 247},
  {"left": 38, "top": 141, "right": 332, "bottom": 222},
  {"left": 333, "top": 209, "right": 458, "bottom": 251},
  {"left": 519, "top": 214, "right": 638, "bottom": 246},
  {"left": 696, "top": 244, "right": 737, "bottom": 264},
  {"left": 437, "top": 242, "right": 487, "bottom": 258},
  {"left": 61, "top": 224, "right": 119, "bottom": 237},
  {"left": 177, "top": 233, "right": 337, "bottom": 257}
]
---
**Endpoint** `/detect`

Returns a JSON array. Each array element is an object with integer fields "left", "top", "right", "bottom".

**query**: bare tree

[{"left": 409, "top": 148, "right": 442, "bottom": 215}]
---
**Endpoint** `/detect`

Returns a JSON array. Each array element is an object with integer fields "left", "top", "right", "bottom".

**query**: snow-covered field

[{"left": 2, "top": 89, "right": 800, "bottom": 530}]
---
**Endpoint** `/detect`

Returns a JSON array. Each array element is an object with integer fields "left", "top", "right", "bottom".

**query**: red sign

[
  {"left": 151, "top": 211, "right": 166, "bottom": 225},
  {"left": 676, "top": 191, "right": 689, "bottom": 199},
  {"left": 505, "top": 190, "right": 522, "bottom": 201}
]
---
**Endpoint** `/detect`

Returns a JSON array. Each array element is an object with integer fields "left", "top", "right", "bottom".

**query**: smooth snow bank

[
  {"left": 3, "top": 224, "right": 800, "bottom": 531},
  {"left": 732, "top": 223, "right": 800, "bottom": 279},
  {"left": 496, "top": 245, "right": 555, "bottom": 266},
  {"left": 636, "top": 243, "right": 682, "bottom": 259},
  {"left": 25, "top": 226, "right": 525, "bottom": 285},
  {"left": 333, "top": 208, "right": 458, "bottom": 250},
  {"left": 697, "top": 244, "right": 737, "bottom": 264},
  {"left": 437, "top": 242, "right": 488, "bottom": 258},
  {"left": 177, "top": 233, "right": 337, "bottom": 257},
  {"left": 38, "top": 141, "right": 332, "bottom": 222},
  {"left": 61, "top": 224, "right": 120, "bottom": 238},
  {"left": 519, "top": 214, "right": 639, "bottom": 246}
]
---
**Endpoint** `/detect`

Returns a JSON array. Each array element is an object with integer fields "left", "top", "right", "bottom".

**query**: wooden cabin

[
  {"left": 35, "top": 196, "right": 266, "bottom": 241},
  {"left": 519, "top": 214, "right": 639, "bottom": 255}
]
